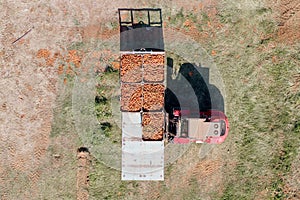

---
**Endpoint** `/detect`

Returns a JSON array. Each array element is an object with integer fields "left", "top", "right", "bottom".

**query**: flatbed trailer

[{"left": 119, "top": 8, "right": 165, "bottom": 181}]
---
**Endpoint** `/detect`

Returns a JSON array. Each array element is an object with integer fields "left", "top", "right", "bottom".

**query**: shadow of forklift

[{"left": 165, "top": 58, "right": 229, "bottom": 144}]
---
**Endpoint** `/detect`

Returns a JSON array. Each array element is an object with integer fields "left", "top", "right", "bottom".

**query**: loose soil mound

[
  {"left": 120, "top": 54, "right": 165, "bottom": 83},
  {"left": 143, "top": 84, "right": 165, "bottom": 111},
  {"left": 274, "top": 0, "right": 300, "bottom": 43},
  {"left": 144, "top": 54, "right": 164, "bottom": 82},
  {"left": 121, "top": 83, "right": 165, "bottom": 112},
  {"left": 77, "top": 149, "right": 90, "bottom": 200},
  {"left": 121, "top": 84, "right": 143, "bottom": 112},
  {"left": 142, "top": 112, "right": 164, "bottom": 140},
  {"left": 120, "top": 54, "right": 143, "bottom": 83}
]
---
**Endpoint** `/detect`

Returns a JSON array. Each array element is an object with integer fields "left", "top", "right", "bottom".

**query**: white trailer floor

[{"left": 121, "top": 112, "right": 164, "bottom": 181}]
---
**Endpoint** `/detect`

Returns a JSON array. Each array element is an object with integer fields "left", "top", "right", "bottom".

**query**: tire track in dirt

[
  {"left": 77, "top": 148, "right": 90, "bottom": 200},
  {"left": 0, "top": 44, "right": 58, "bottom": 200},
  {"left": 0, "top": 1, "right": 101, "bottom": 199},
  {"left": 28, "top": 170, "right": 41, "bottom": 184}
]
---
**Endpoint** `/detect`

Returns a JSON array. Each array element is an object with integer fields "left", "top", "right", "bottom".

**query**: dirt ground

[
  {"left": 0, "top": 0, "right": 299, "bottom": 199},
  {"left": 273, "top": 0, "right": 300, "bottom": 44}
]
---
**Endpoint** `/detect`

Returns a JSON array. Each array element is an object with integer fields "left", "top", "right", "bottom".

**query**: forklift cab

[
  {"left": 171, "top": 109, "right": 229, "bottom": 144},
  {"left": 172, "top": 108, "right": 180, "bottom": 122}
]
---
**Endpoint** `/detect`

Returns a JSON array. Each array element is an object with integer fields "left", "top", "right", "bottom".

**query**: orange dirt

[
  {"left": 80, "top": 25, "right": 119, "bottom": 40},
  {"left": 121, "top": 84, "right": 143, "bottom": 111},
  {"left": 142, "top": 112, "right": 165, "bottom": 140},
  {"left": 120, "top": 83, "right": 165, "bottom": 112},
  {"left": 143, "top": 54, "right": 165, "bottom": 82},
  {"left": 171, "top": 0, "right": 222, "bottom": 43},
  {"left": 143, "top": 84, "right": 165, "bottom": 111},
  {"left": 36, "top": 49, "right": 83, "bottom": 84},
  {"left": 271, "top": 0, "right": 300, "bottom": 44},
  {"left": 121, "top": 54, "right": 165, "bottom": 83},
  {"left": 290, "top": 74, "right": 300, "bottom": 94},
  {"left": 120, "top": 54, "right": 143, "bottom": 83}
]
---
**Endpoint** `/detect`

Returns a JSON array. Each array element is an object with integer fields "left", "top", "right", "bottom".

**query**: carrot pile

[
  {"left": 142, "top": 112, "right": 164, "bottom": 140},
  {"left": 120, "top": 53, "right": 165, "bottom": 140}
]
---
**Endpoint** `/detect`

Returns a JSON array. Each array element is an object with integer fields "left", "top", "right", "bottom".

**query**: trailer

[{"left": 119, "top": 8, "right": 165, "bottom": 181}]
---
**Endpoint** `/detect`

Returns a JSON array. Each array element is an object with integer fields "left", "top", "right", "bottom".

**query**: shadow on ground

[{"left": 165, "top": 57, "right": 224, "bottom": 116}]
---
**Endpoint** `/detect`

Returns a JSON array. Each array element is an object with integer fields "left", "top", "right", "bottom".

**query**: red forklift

[{"left": 167, "top": 107, "right": 229, "bottom": 144}]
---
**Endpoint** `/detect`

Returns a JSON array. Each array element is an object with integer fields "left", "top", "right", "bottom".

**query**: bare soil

[
  {"left": 274, "top": 0, "right": 300, "bottom": 44},
  {"left": 77, "top": 149, "right": 90, "bottom": 200}
]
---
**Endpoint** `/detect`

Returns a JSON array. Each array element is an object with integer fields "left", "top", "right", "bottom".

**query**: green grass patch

[
  {"left": 89, "top": 160, "right": 139, "bottom": 199},
  {"left": 94, "top": 68, "right": 120, "bottom": 141}
]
